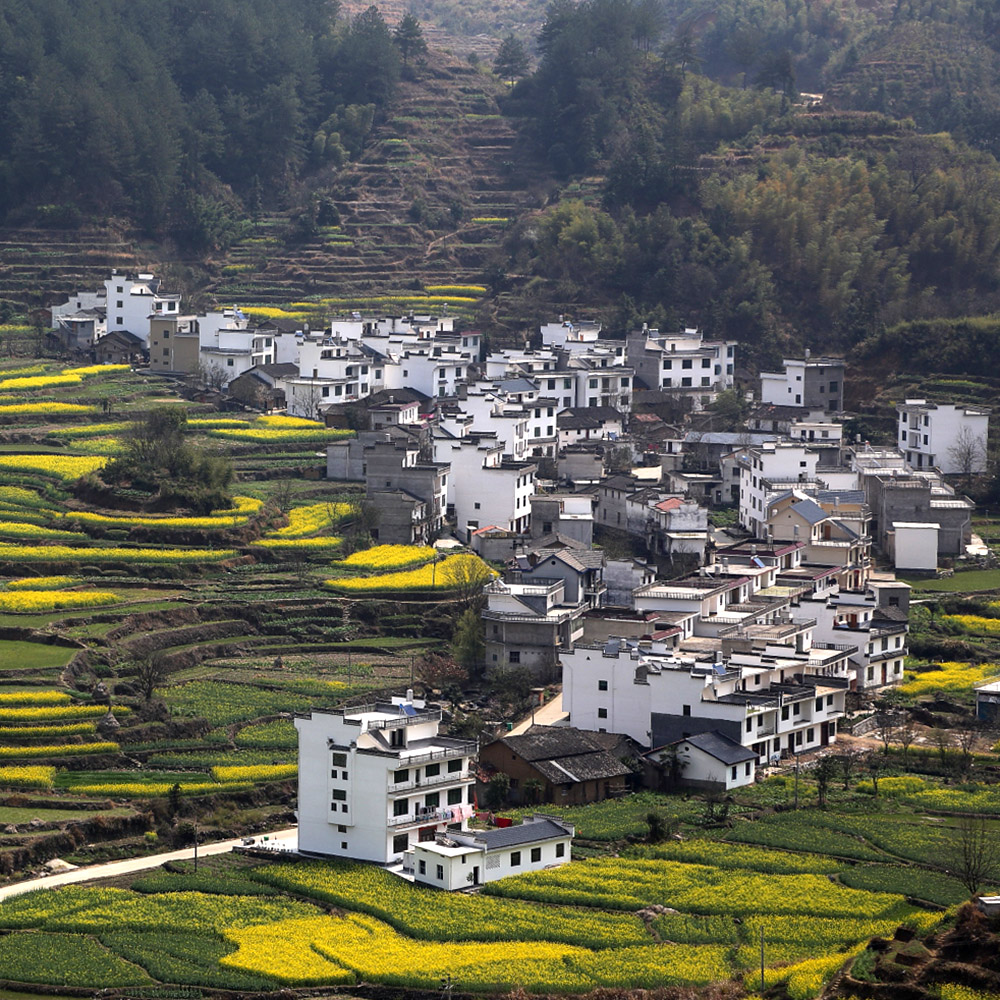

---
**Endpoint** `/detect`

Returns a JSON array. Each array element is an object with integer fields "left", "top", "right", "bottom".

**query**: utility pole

[
  {"left": 793, "top": 754, "right": 800, "bottom": 809},
  {"left": 193, "top": 820, "right": 199, "bottom": 872},
  {"left": 760, "top": 925, "right": 765, "bottom": 993}
]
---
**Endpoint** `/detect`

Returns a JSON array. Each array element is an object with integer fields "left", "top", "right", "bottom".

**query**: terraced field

[{"left": 0, "top": 362, "right": 479, "bottom": 872}]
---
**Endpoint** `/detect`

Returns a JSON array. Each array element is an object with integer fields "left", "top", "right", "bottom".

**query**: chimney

[{"left": 804, "top": 347, "right": 811, "bottom": 359}]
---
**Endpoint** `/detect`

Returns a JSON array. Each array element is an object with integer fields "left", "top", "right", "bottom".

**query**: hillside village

[{"left": 39, "top": 271, "right": 999, "bottom": 889}]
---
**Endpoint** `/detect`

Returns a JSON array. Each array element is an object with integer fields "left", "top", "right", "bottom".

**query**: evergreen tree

[
  {"left": 494, "top": 33, "right": 529, "bottom": 86},
  {"left": 393, "top": 13, "right": 427, "bottom": 66}
]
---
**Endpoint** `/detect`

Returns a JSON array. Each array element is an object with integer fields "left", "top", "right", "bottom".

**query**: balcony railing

[
  {"left": 398, "top": 743, "right": 476, "bottom": 768},
  {"left": 389, "top": 769, "right": 471, "bottom": 792},
  {"left": 386, "top": 805, "right": 464, "bottom": 827}
]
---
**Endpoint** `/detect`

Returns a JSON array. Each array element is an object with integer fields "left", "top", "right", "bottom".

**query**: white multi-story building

[
  {"left": 626, "top": 325, "right": 736, "bottom": 410},
  {"left": 896, "top": 399, "right": 991, "bottom": 474},
  {"left": 809, "top": 582, "right": 910, "bottom": 692},
  {"left": 562, "top": 617, "right": 849, "bottom": 759},
  {"left": 432, "top": 432, "right": 536, "bottom": 541},
  {"left": 540, "top": 317, "right": 603, "bottom": 353},
  {"left": 51, "top": 270, "right": 181, "bottom": 346},
  {"left": 759, "top": 355, "right": 845, "bottom": 411},
  {"left": 739, "top": 442, "right": 821, "bottom": 536},
  {"left": 296, "top": 694, "right": 477, "bottom": 864}
]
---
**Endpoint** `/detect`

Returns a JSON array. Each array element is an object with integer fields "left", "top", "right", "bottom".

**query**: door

[{"left": 472, "top": 865, "right": 480, "bottom": 886}]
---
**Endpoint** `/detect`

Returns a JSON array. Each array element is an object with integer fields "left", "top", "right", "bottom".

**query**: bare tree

[
  {"left": 815, "top": 756, "right": 839, "bottom": 808},
  {"left": 134, "top": 653, "right": 168, "bottom": 702},
  {"left": 837, "top": 751, "right": 859, "bottom": 791},
  {"left": 947, "top": 815, "right": 1000, "bottom": 897},
  {"left": 865, "top": 751, "right": 886, "bottom": 798},
  {"left": 874, "top": 696, "right": 900, "bottom": 754},
  {"left": 947, "top": 425, "right": 986, "bottom": 481},
  {"left": 954, "top": 719, "right": 983, "bottom": 774},
  {"left": 198, "top": 362, "right": 229, "bottom": 391},
  {"left": 447, "top": 555, "right": 494, "bottom": 609},
  {"left": 934, "top": 727, "right": 954, "bottom": 769},
  {"left": 897, "top": 712, "right": 919, "bottom": 767}
]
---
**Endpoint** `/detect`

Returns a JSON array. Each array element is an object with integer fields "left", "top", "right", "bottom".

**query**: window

[
  {"left": 781, "top": 706, "right": 789, "bottom": 721},
  {"left": 555, "top": 842, "right": 565, "bottom": 858},
  {"left": 746, "top": 718, "right": 752, "bottom": 733},
  {"left": 436, "top": 865, "right": 444, "bottom": 880},
  {"left": 341, "top": 842, "right": 348, "bottom": 850},
  {"left": 815, "top": 698, "right": 823, "bottom": 711},
  {"left": 597, "top": 707, "right": 608, "bottom": 719},
  {"left": 598, "top": 680, "right": 608, "bottom": 691},
  {"left": 425, "top": 791, "right": 440, "bottom": 809},
  {"left": 116, "top": 300, "right": 123, "bottom": 308},
  {"left": 745, "top": 762, "right": 752, "bottom": 776},
  {"left": 682, "top": 359, "right": 692, "bottom": 369},
  {"left": 447, "top": 758, "right": 463, "bottom": 773},
  {"left": 662, "top": 359, "right": 672, "bottom": 369},
  {"left": 701, "top": 377, "right": 710, "bottom": 386},
  {"left": 531, "top": 847, "right": 542, "bottom": 863},
  {"left": 447, "top": 788, "right": 462, "bottom": 805},
  {"left": 393, "top": 833, "right": 408, "bottom": 853},
  {"left": 338, "top": 824, "right": 347, "bottom": 832},
  {"left": 394, "top": 768, "right": 408, "bottom": 783},
  {"left": 332, "top": 789, "right": 346, "bottom": 801},
  {"left": 682, "top": 704, "right": 691, "bottom": 717},
  {"left": 425, "top": 763, "right": 440, "bottom": 778},
  {"left": 806, "top": 728, "right": 815, "bottom": 742},
  {"left": 731, "top": 766, "right": 738, "bottom": 780},
  {"left": 509, "top": 651, "right": 520, "bottom": 664},
  {"left": 681, "top": 377, "right": 692, "bottom": 387},
  {"left": 702, "top": 358, "right": 711, "bottom": 368},
  {"left": 418, "top": 860, "right": 426, "bottom": 875},
  {"left": 793, "top": 703, "right": 800, "bottom": 716},
  {"left": 826, "top": 695, "right": 833, "bottom": 706},
  {"left": 511, "top": 851, "right": 522, "bottom": 866},
  {"left": 227, "top": 358, "right": 234, "bottom": 366}
]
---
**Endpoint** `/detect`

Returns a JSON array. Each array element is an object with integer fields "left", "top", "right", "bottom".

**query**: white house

[
  {"left": 647, "top": 731, "right": 757, "bottom": 791},
  {"left": 562, "top": 619, "right": 849, "bottom": 760},
  {"left": 51, "top": 269, "right": 181, "bottom": 346},
  {"left": 295, "top": 694, "right": 477, "bottom": 864},
  {"left": 410, "top": 815, "right": 574, "bottom": 890},
  {"left": 432, "top": 432, "right": 536, "bottom": 541},
  {"left": 759, "top": 355, "right": 845, "bottom": 411},
  {"left": 540, "top": 317, "right": 603, "bottom": 353},
  {"left": 896, "top": 399, "right": 990, "bottom": 474}
]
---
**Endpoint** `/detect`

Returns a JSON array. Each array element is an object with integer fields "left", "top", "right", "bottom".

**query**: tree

[
  {"left": 393, "top": 13, "right": 427, "bottom": 67},
  {"left": 836, "top": 752, "right": 859, "bottom": 791},
  {"left": 947, "top": 815, "right": 1000, "bottom": 896},
  {"left": 645, "top": 811, "right": 668, "bottom": 842},
  {"left": 814, "top": 755, "right": 838, "bottom": 808},
  {"left": 874, "top": 692, "right": 902, "bottom": 753},
  {"left": 663, "top": 22, "right": 699, "bottom": 76},
  {"left": 417, "top": 651, "right": 468, "bottom": 692},
  {"left": 865, "top": 751, "right": 885, "bottom": 798},
  {"left": 948, "top": 424, "right": 986, "bottom": 482},
  {"left": 485, "top": 772, "right": 510, "bottom": 810},
  {"left": 198, "top": 361, "right": 229, "bottom": 391},
  {"left": 523, "top": 777, "right": 544, "bottom": 805},
  {"left": 134, "top": 653, "right": 168, "bottom": 703},
  {"left": 448, "top": 557, "right": 494, "bottom": 610},
  {"left": 451, "top": 607, "right": 485, "bottom": 673},
  {"left": 897, "top": 712, "right": 918, "bottom": 767},
  {"left": 493, "top": 34, "right": 529, "bottom": 87},
  {"left": 954, "top": 719, "right": 983, "bottom": 774}
]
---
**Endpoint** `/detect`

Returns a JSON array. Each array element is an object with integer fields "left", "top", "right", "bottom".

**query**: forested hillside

[
  {"left": 0, "top": 0, "right": 400, "bottom": 247},
  {"left": 491, "top": 0, "right": 1000, "bottom": 364}
]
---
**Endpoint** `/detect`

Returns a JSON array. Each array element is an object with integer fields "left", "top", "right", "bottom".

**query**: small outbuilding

[
  {"left": 410, "top": 814, "right": 573, "bottom": 891},
  {"left": 645, "top": 730, "right": 756, "bottom": 792}
]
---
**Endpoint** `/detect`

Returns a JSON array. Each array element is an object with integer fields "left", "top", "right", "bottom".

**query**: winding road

[{"left": 0, "top": 827, "right": 298, "bottom": 901}]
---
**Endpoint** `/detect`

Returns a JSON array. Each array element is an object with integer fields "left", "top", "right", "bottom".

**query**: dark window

[
  {"left": 338, "top": 824, "right": 347, "bottom": 833},
  {"left": 332, "top": 789, "right": 346, "bottom": 801},
  {"left": 447, "top": 758, "right": 463, "bottom": 772},
  {"left": 746, "top": 718, "right": 752, "bottom": 732},
  {"left": 597, "top": 707, "right": 608, "bottom": 719},
  {"left": 530, "top": 847, "right": 542, "bottom": 863},
  {"left": 598, "top": 680, "right": 608, "bottom": 691},
  {"left": 393, "top": 834, "right": 408, "bottom": 853},
  {"left": 511, "top": 851, "right": 521, "bottom": 866},
  {"left": 509, "top": 651, "right": 520, "bottom": 664},
  {"left": 418, "top": 859, "right": 426, "bottom": 875},
  {"left": 425, "top": 763, "right": 440, "bottom": 778},
  {"left": 745, "top": 762, "right": 752, "bottom": 776},
  {"left": 555, "top": 842, "right": 565, "bottom": 858},
  {"left": 394, "top": 768, "right": 408, "bottom": 783},
  {"left": 815, "top": 698, "right": 823, "bottom": 711},
  {"left": 436, "top": 864, "right": 444, "bottom": 880},
  {"left": 731, "top": 766, "right": 737, "bottom": 780},
  {"left": 424, "top": 792, "right": 440, "bottom": 810},
  {"left": 447, "top": 788, "right": 462, "bottom": 805},
  {"left": 781, "top": 706, "right": 789, "bottom": 720},
  {"left": 332, "top": 752, "right": 347, "bottom": 768},
  {"left": 393, "top": 798, "right": 408, "bottom": 816},
  {"left": 682, "top": 704, "right": 691, "bottom": 716}
]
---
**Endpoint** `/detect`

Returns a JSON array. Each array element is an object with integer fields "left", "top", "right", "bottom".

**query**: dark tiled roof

[
  {"left": 676, "top": 730, "right": 756, "bottom": 765},
  {"left": 790, "top": 499, "right": 828, "bottom": 525},
  {"left": 562, "top": 406, "right": 623, "bottom": 422},
  {"left": 475, "top": 819, "right": 572, "bottom": 849},
  {"left": 531, "top": 752, "right": 631, "bottom": 783}
]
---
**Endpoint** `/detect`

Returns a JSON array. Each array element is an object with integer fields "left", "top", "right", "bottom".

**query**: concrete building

[
  {"left": 363, "top": 436, "right": 449, "bottom": 543},
  {"left": 410, "top": 815, "right": 573, "bottom": 891},
  {"left": 739, "top": 442, "right": 821, "bottom": 536},
  {"left": 896, "top": 399, "right": 990, "bottom": 474},
  {"left": 562, "top": 618, "right": 849, "bottom": 758},
  {"left": 296, "top": 694, "right": 477, "bottom": 864},
  {"left": 759, "top": 355, "right": 845, "bottom": 411},
  {"left": 626, "top": 325, "right": 736, "bottom": 411},
  {"left": 646, "top": 731, "right": 757, "bottom": 792},
  {"left": 529, "top": 495, "right": 595, "bottom": 546},
  {"left": 482, "top": 578, "right": 586, "bottom": 681},
  {"left": 148, "top": 315, "right": 200, "bottom": 374}
]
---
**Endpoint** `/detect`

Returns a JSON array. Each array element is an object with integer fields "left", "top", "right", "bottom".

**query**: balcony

[
  {"left": 388, "top": 769, "right": 472, "bottom": 792},
  {"left": 386, "top": 805, "right": 465, "bottom": 828}
]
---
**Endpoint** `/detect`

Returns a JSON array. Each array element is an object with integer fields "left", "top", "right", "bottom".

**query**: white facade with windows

[
  {"left": 410, "top": 816, "right": 573, "bottom": 890},
  {"left": 296, "top": 695, "right": 477, "bottom": 864},
  {"left": 896, "top": 399, "right": 990, "bottom": 474},
  {"left": 739, "top": 442, "right": 821, "bottom": 536}
]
